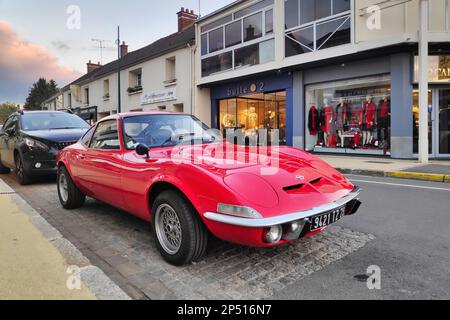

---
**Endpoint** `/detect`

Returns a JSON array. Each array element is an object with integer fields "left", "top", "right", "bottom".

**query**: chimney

[
  {"left": 86, "top": 60, "right": 101, "bottom": 73},
  {"left": 177, "top": 7, "right": 198, "bottom": 32},
  {"left": 120, "top": 41, "right": 128, "bottom": 58}
]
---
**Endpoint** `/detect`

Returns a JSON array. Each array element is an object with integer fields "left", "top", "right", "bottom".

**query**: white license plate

[{"left": 310, "top": 206, "right": 346, "bottom": 231}]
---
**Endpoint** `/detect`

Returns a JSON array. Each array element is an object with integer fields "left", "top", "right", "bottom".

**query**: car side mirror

[{"left": 135, "top": 143, "right": 150, "bottom": 158}]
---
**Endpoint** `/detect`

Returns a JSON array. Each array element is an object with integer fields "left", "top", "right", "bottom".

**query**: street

[{"left": 1, "top": 172, "right": 448, "bottom": 300}]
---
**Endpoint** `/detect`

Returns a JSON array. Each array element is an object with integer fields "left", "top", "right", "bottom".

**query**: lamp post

[{"left": 418, "top": 0, "right": 429, "bottom": 163}]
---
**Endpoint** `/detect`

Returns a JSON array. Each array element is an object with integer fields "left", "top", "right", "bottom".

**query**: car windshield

[
  {"left": 123, "top": 114, "right": 221, "bottom": 149},
  {"left": 21, "top": 113, "right": 90, "bottom": 131}
]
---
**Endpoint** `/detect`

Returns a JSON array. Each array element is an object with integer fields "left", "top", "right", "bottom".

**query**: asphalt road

[
  {"left": 1, "top": 172, "right": 449, "bottom": 300},
  {"left": 275, "top": 175, "right": 450, "bottom": 300}
]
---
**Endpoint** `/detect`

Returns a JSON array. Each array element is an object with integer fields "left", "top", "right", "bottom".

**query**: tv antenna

[{"left": 91, "top": 38, "right": 109, "bottom": 64}]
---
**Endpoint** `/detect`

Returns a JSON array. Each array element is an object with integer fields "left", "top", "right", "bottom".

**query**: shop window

[
  {"left": 235, "top": 39, "right": 275, "bottom": 70},
  {"left": 305, "top": 75, "right": 391, "bottom": 156},
  {"left": 219, "top": 91, "right": 287, "bottom": 145},
  {"left": 201, "top": 52, "right": 233, "bottom": 77},
  {"left": 265, "top": 10, "right": 274, "bottom": 34},
  {"left": 244, "top": 12, "right": 263, "bottom": 42},
  {"left": 225, "top": 20, "right": 242, "bottom": 48},
  {"left": 209, "top": 28, "right": 224, "bottom": 53}
]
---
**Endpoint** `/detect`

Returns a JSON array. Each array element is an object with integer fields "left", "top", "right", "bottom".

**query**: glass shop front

[{"left": 305, "top": 74, "right": 392, "bottom": 156}]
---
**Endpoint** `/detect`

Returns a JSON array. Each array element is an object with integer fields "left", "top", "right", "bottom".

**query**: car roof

[{"left": 101, "top": 111, "right": 187, "bottom": 122}]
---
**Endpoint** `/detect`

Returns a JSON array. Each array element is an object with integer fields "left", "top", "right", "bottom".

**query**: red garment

[
  {"left": 379, "top": 100, "right": 390, "bottom": 118},
  {"left": 364, "top": 102, "right": 377, "bottom": 129},
  {"left": 353, "top": 106, "right": 364, "bottom": 126},
  {"left": 323, "top": 105, "right": 335, "bottom": 134}
]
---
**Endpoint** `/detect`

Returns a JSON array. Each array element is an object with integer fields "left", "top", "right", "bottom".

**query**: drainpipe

[
  {"left": 187, "top": 41, "right": 197, "bottom": 117},
  {"left": 418, "top": 0, "right": 429, "bottom": 163}
]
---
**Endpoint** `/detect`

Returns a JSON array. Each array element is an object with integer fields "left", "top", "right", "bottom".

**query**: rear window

[{"left": 21, "top": 113, "right": 90, "bottom": 131}]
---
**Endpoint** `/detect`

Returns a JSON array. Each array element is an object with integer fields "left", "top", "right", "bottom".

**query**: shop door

[{"left": 435, "top": 89, "right": 450, "bottom": 157}]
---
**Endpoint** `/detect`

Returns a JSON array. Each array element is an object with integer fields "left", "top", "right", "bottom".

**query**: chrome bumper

[{"left": 203, "top": 187, "right": 362, "bottom": 228}]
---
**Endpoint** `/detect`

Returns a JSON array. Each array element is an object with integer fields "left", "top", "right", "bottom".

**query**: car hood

[
  {"left": 166, "top": 142, "right": 355, "bottom": 214},
  {"left": 23, "top": 128, "right": 88, "bottom": 142}
]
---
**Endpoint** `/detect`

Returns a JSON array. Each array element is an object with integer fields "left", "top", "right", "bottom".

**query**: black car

[{"left": 0, "top": 111, "right": 90, "bottom": 185}]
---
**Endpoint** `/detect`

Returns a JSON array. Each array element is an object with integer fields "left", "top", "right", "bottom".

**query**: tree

[
  {"left": 24, "top": 78, "right": 59, "bottom": 110},
  {"left": 0, "top": 102, "right": 19, "bottom": 124}
]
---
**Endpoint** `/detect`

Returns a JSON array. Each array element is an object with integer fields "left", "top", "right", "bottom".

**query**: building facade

[
  {"left": 195, "top": 0, "right": 450, "bottom": 159},
  {"left": 58, "top": 8, "right": 198, "bottom": 121}
]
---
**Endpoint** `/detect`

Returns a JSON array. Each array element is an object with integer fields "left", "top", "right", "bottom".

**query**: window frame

[
  {"left": 89, "top": 119, "right": 121, "bottom": 151},
  {"left": 200, "top": 0, "right": 275, "bottom": 77},
  {"left": 80, "top": 125, "right": 96, "bottom": 147}
]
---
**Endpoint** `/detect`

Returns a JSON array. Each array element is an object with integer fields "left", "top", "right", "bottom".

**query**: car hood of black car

[{"left": 23, "top": 128, "right": 88, "bottom": 142}]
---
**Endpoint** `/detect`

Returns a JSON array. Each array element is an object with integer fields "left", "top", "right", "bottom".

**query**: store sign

[
  {"left": 141, "top": 88, "right": 176, "bottom": 105},
  {"left": 227, "top": 81, "right": 265, "bottom": 97},
  {"left": 414, "top": 55, "right": 450, "bottom": 83}
]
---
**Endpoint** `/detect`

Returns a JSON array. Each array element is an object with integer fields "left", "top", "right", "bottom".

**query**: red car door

[{"left": 76, "top": 119, "right": 125, "bottom": 210}]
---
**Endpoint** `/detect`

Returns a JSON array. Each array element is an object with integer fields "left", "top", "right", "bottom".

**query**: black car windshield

[
  {"left": 21, "top": 113, "right": 90, "bottom": 131},
  {"left": 123, "top": 114, "right": 221, "bottom": 149}
]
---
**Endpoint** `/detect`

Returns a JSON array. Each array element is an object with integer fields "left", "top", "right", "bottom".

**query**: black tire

[
  {"left": 0, "top": 161, "right": 10, "bottom": 174},
  {"left": 15, "top": 153, "right": 31, "bottom": 185},
  {"left": 151, "top": 190, "right": 208, "bottom": 266},
  {"left": 57, "top": 166, "right": 86, "bottom": 209}
]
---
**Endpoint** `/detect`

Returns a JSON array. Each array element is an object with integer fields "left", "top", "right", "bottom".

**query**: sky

[{"left": 0, "top": 0, "right": 235, "bottom": 104}]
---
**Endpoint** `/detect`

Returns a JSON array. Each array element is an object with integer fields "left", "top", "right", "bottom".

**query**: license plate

[{"left": 310, "top": 206, "right": 346, "bottom": 232}]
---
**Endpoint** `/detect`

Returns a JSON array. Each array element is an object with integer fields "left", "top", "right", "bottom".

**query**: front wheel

[
  {"left": 57, "top": 166, "right": 86, "bottom": 209},
  {"left": 15, "top": 153, "right": 31, "bottom": 185},
  {"left": 151, "top": 190, "right": 208, "bottom": 266}
]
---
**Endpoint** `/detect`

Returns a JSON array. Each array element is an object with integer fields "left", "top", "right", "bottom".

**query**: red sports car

[{"left": 56, "top": 112, "right": 361, "bottom": 265}]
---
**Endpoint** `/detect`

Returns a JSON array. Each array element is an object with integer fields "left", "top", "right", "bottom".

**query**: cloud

[{"left": 0, "top": 21, "right": 82, "bottom": 103}]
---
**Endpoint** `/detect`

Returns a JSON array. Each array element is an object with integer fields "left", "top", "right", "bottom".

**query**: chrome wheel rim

[
  {"left": 58, "top": 173, "right": 69, "bottom": 203},
  {"left": 155, "top": 204, "right": 182, "bottom": 255}
]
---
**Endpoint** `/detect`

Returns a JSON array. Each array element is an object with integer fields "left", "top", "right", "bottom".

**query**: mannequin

[
  {"left": 363, "top": 95, "right": 376, "bottom": 146},
  {"left": 335, "top": 97, "right": 348, "bottom": 147},
  {"left": 323, "top": 99, "right": 335, "bottom": 147},
  {"left": 378, "top": 96, "right": 390, "bottom": 148}
]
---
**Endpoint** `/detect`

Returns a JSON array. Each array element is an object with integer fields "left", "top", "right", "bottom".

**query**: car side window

[
  {"left": 89, "top": 120, "right": 120, "bottom": 150},
  {"left": 80, "top": 126, "right": 95, "bottom": 147}
]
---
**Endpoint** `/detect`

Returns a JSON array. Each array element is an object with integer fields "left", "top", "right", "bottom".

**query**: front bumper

[
  {"left": 204, "top": 187, "right": 362, "bottom": 228},
  {"left": 21, "top": 148, "right": 58, "bottom": 176}
]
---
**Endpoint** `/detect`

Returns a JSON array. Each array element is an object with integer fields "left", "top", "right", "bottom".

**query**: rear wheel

[
  {"left": 57, "top": 166, "right": 85, "bottom": 209},
  {"left": 15, "top": 153, "right": 31, "bottom": 185},
  {"left": 151, "top": 190, "right": 208, "bottom": 266}
]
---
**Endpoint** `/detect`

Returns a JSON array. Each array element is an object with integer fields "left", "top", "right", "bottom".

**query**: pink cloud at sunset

[{"left": 0, "top": 20, "right": 82, "bottom": 103}]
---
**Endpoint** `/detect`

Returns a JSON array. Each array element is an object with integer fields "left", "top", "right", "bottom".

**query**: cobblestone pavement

[{"left": 1, "top": 173, "right": 375, "bottom": 300}]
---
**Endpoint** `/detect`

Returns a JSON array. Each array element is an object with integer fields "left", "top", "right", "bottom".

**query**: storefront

[{"left": 210, "top": 72, "right": 293, "bottom": 146}]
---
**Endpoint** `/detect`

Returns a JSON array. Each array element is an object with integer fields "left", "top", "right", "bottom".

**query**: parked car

[
  {"left": 56, "top": 112, "right": 362, "bottom": 265},
  {"left": 0, "top": 111, "right": 90, "bottom": 185}
]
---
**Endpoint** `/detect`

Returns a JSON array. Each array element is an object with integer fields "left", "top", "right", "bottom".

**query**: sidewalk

[
  {"left": 317, "top": 155, "right": 450, "bottom": 183},
  {"left": 0, "top": 179, "right": 130, "bottom": 300}
]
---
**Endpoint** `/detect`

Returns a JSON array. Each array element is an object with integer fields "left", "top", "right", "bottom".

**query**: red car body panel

[{"left": 57, "top": 113, "right": 359, "bottom": 247}]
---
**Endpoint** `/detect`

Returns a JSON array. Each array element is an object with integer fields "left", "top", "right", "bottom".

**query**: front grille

[{"left": 53, "top": 141, "right": 78, "bottom": 150}]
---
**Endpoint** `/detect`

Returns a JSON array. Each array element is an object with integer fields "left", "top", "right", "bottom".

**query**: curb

[
  {"left": 337, "top": 168, "right": 450, "bottom": 183},
  {"left": 0, "top": 179, "right": 131, "bottom": 300},
  {"left": 387, "top": 171, "right": 450, "bottom": 183}
]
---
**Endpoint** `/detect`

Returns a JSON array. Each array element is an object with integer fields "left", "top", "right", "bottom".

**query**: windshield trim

[{"left": 121, "top": 114, "right": 217, "bottom": 151}]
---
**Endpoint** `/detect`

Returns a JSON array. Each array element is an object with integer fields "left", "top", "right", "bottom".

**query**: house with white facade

[{"left": 58, "top": 8, "right": 198, "bottom": 121}]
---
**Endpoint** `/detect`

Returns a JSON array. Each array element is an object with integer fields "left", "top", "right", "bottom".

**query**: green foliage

[
  {"left": 24, "top": 78, "right": 59, "bottom": 110},
  {"left": 0, "top": 102, "right": 19, "bottom": 124}
]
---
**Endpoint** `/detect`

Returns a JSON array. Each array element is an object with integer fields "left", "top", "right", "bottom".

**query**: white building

[
  {"left": 194, "top": 0, "right": 450, "bottom": 159},
  {"left": 59, "top": 8, "right": 198, "bottom": 121}
]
